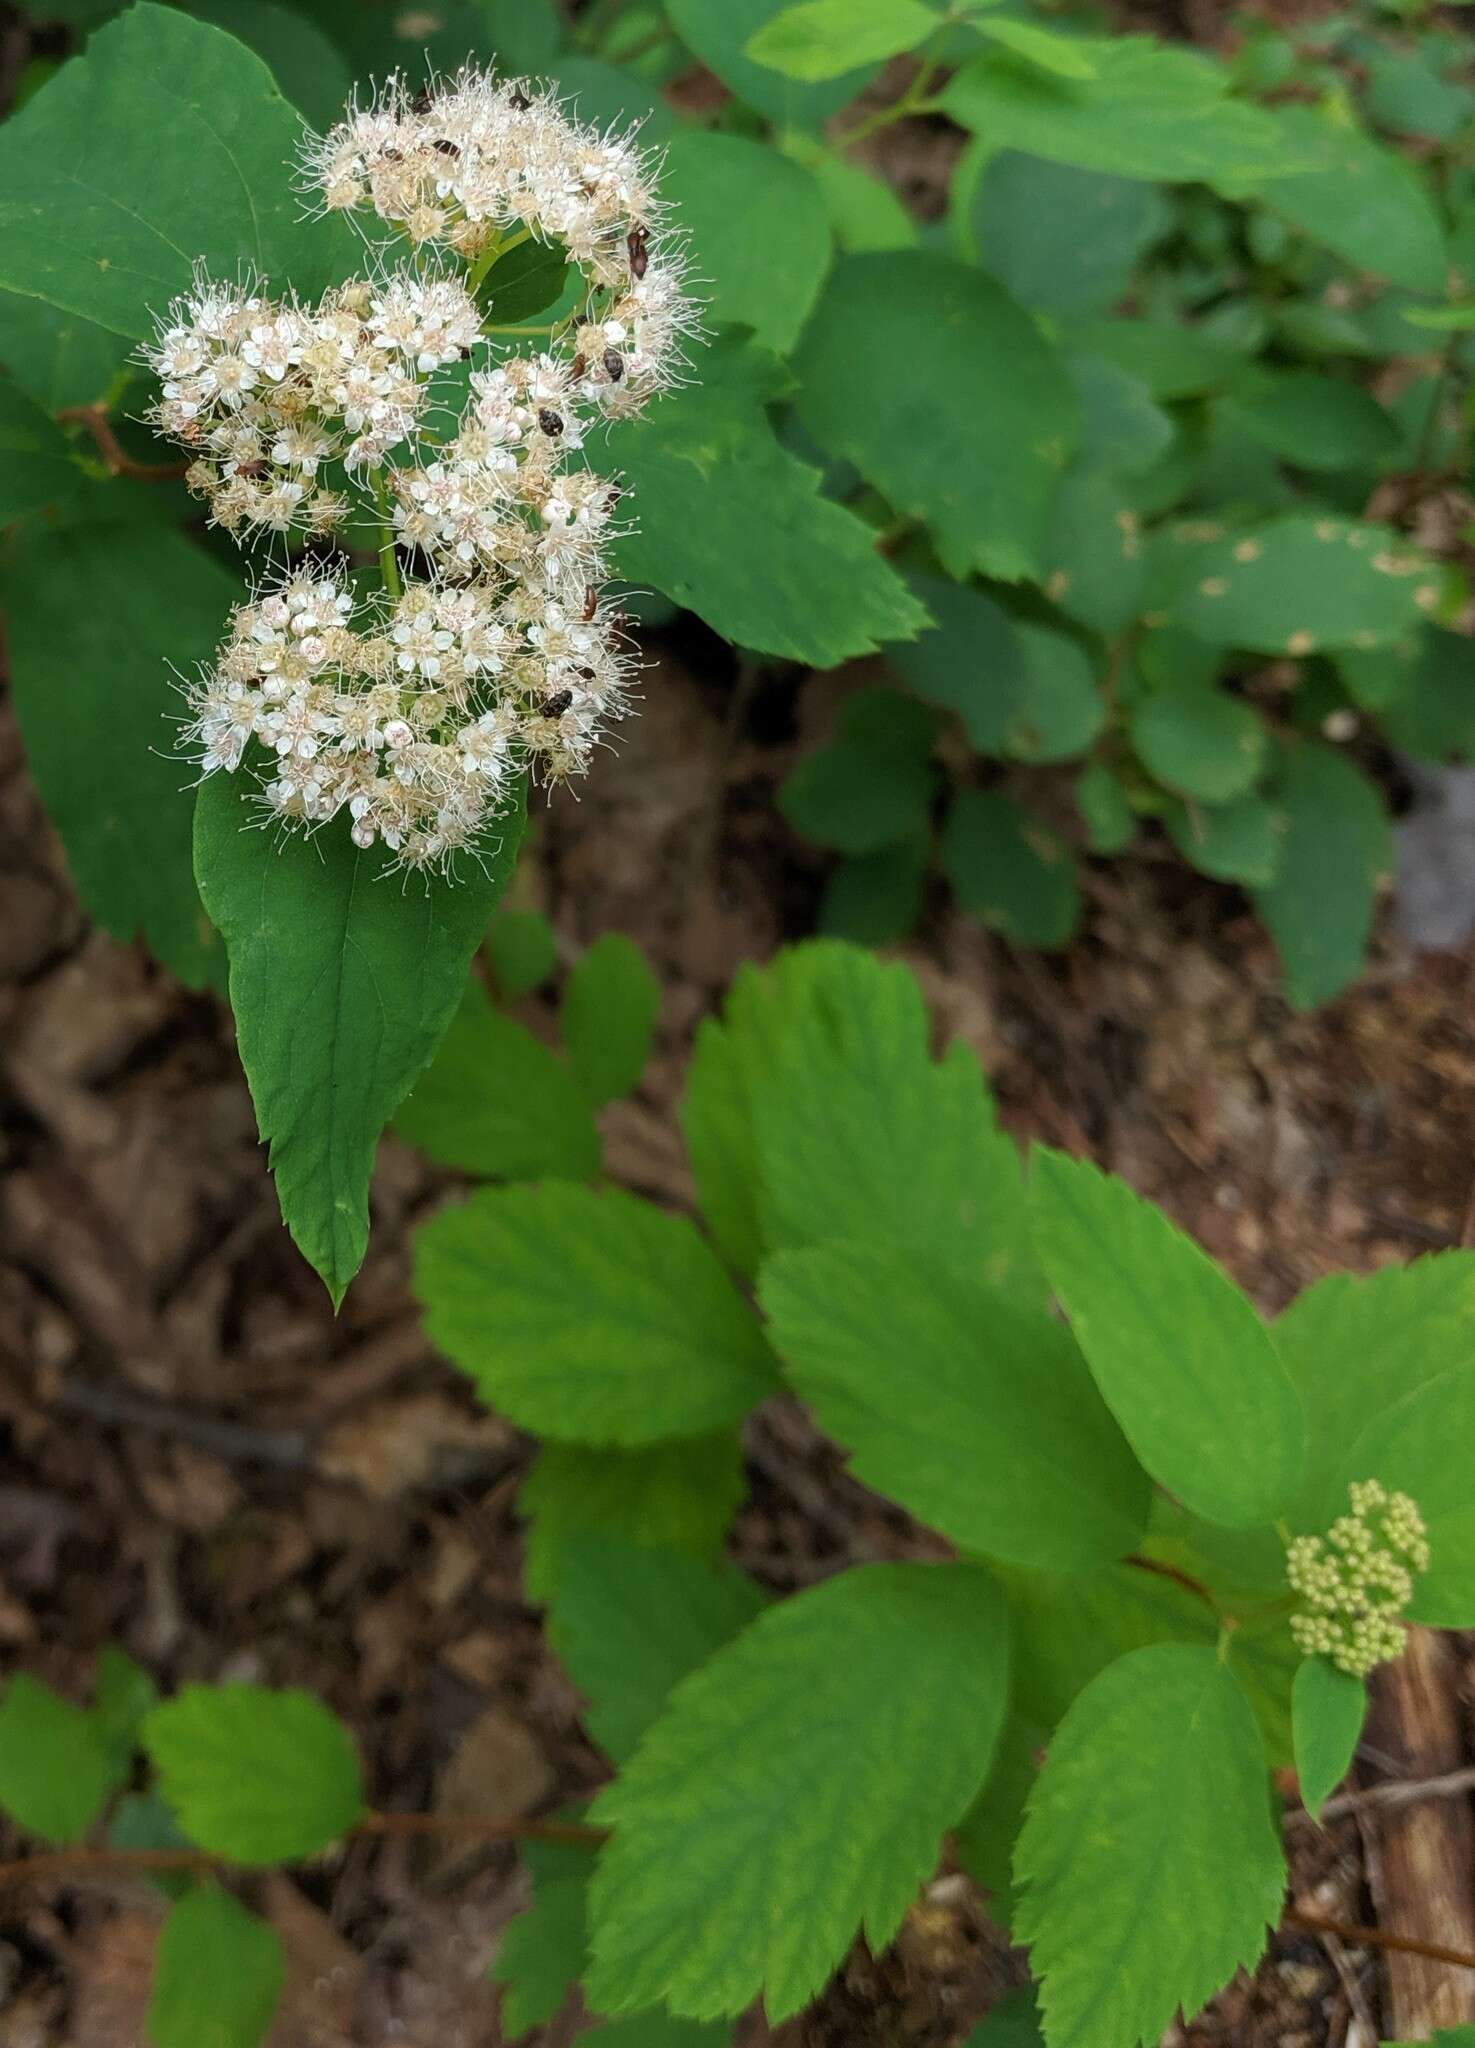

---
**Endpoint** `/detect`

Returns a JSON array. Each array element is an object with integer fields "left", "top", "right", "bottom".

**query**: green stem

[
  {"left": 482, "top": 320, "right": 563, "bottom": 337},
  {"left": 375, "top": 474, "right": 402, "bottom": 600}
]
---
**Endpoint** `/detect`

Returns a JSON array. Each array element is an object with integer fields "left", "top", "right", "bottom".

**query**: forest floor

[{"left": 5, "top": 621, "right": 1475, "bottom": 2047}]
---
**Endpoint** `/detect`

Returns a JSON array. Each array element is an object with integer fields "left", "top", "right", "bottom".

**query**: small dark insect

[
  {"left": 603, "top": 349, "right": 625, "bottom": 383},
  {"left": 544, "top": 689, "right": 574, "bottom": 717},
  {"left": 509, "top": 87, "right": 532, "bottom": 110},
  {"left": 570, "top": 352, "right": 587, "bottom": 379},
  {"left": 382, "top": 146, "right": 404, "bottom": 162},
  {"left": 581, "top": 587, "right": 598, "bottom": 623},
  {"left": 575, "top": 665, "right": 595, "bottom": 681},
  {"left": 233, "top": 459, "right": 266, "bottom": 479},
  {"left": 410, "top": 87, "right": 433, "bottom": 113},
  {"left": 432, "top": 137, "right": 459, "bottom": 156},
  {"left": 538, "top": 408, "right": 564, "bottom": 437},
  {"left": 627, "top": 225, "right": 650, "bottom": 280},
  {"left": 606, "top": 482, "right": 624, "bottom": 510}
]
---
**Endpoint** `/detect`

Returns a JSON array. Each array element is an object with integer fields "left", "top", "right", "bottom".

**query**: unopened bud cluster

[
  {"left": 144, "top": 65, "right": 692, "bottom": 876},
  {"left": 1287, "top": 1479, "right": 1430, "bottom": 1679}
]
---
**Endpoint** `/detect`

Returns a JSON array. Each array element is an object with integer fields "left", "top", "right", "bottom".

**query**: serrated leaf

[
  {"left": 1252, "top": 743, "right": 1390, "bottom": 1009},
  {"left": 0, "top": 375, "right": 89, "bottom": 523},
  {"left": 608, "top": 349, "right": 927, "bottom": 666},
  {"left": 794, "top": 252, "right": 1077, "bottom": 583},
  {"left": 586, "top": 1563, "right": 1010, "bottom": 2021},
  {"left": 1292, "top": 1658, "right": 1366, "bottom": 1822},
  {"left": 745, "top": 0, "right": 939, "bottom": 81},
  {"left": 492, "top": 1838, "right": 591, "bottom": 2039},
  {"left": 142, "top": 1684, "right": 365, "bottom": 1863},
  {"left": 1015, "top": 1644, "right": 1285, "bottom": 2048},
  {"left": 761, "top": 1243, "right": 1150, "bottom": 1569},
  {"left": 546, "top": 1536, "right": 768, "bottom": 1763},
  {"left": 1131, "top": 683, "right": 1266, "bottom": 803},
  {"left": 1168, "top": 516, "right": 1439, "bottom": 655},
  {"left": 521, "top": 1434, "right": 745, "bottom": 1604},
  {"left": 147, "top": 1886, "right": 285, "bottom": 2048},
  {"left": 194, "top": 775, "right": 525, "bottom": 1303},
  {"left": 1029, "top": 1149, "right": 1304, "bottom": 1526},
  {"left": 942, "top": 37, "right": 1302, "bottom": 185},
  {"left": 942, "top": 791, "right": 1081, "bottom": 948},
  {"left": 664, "top": 0, "right": 878, "bottom": 125},
  {"left": 662, "top": 132, "right": 830, "bottom": 353},
  {"left": 0, "top": 1674, "right": 113, "bottom": 1842},
  {"left": 560, "top": 933, "right": 660, "bottom": 1107},
  {"left": 416, "top": 1182, "right": 776, "bottom": 1442},
  {"left": 395, "top": 977, "right": 600, "bottom": 1181},
  {"left": 4, "top": 515, "right": 226, "bottom": 989},
  {"left": 0, "top": 5, "right": 351, "bottom": 341},
  {"left": 1164, "top": 791, "right": 1282, "bottom": 885}
]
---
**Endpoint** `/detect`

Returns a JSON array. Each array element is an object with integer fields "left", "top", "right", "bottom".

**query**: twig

[
  {"left": 1286, "top": 1765, "right": 1475, "bottom": 1828},
  {"left": 0, "top": 1811, "right": 606, "bottom": 1891},
  {"left": 1285, "top": 1907, "right": 1475, "bottom": 1975},
  {"left": 56, "top": 403, "right": 187, "bottom": 482},
  {"left": 53, "top": 1373, "right": 313, "bottom": 1471}
]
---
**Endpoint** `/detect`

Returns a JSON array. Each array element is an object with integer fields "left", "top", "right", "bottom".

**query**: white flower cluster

[
  {"left": 1288, "top": 1478, "right": 1430, "bottom": 1679},
  {"left": 144, "top": 64, "right": 692, "bottom": 877}
]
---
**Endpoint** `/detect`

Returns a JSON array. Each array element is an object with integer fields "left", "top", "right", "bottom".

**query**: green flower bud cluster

[{"left": 1287, "top": 1479, "right": 1430, "bottom": 1679}]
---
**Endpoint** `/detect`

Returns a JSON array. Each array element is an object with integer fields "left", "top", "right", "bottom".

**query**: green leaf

[
  {"left": 664, "top": 0, "right": 878, "bottom": 125},
  {"left": 1252, "top": 743, "right": 1390, "bottom": 1010},
  {"left": 194, "top": 775, "right": 526, "bottom": 1303},
  {"left": 1227, "top": 372, "right": 1402, "bottom": 474},
  {"left": 0, "top": 291, "right": 125, "bottom": 412},
  {"left": 1166, "top": 516, "right": 1440, "bottom": 656},
  {"left": 546, "top": 1536, "right": 768, "bottom": 1763},
  {"left": 1074, "top": 318, "right": 1238, "bottom": 400},
  {"left": 1366, "top": 51, "right": 1472, "bottom": 144},
  {"left": 147, "top": 1886, "right": 285, "bottom": 2048},
  {"left": 1131, "top": 684, "right": 1266, "bottom": 803},
  {"left": 1237, "top": 106, "right": 1448, "bottom": 295},
  {"left": 972, "top": 17, "right": 1098, "bottom": 80},
  {"left": 481, "top": 235, "right": 571, "bottom": 326},
  {"left": 779, "top": 740, "right": 933, "bottom": 854},
  {"left": 662, "top": 132, "right": 830, "bottom": 353},
  {"left": 1075, "top": 760, "right": 1135, "bottom": 854},
  {"left": 0, "top": 1674, "right": 113, "bottom": 1842},
  {"left": 1274, "top": 1253, "right": 1475, "bottom": 1528},
  {"left": 942, "top": 37, "right": 1303, "bottom": 185},
  {"left": 92, "top": 1645, "right": 159, "bottom": 1780},
  {"left": 1066, "top": 353, "right": 1175, "bottom": 476},
  {"left": 794, "top": 252, "right": 1077, "bottom": 583},
  {"left": 745, "top": 0, "right": 939, "bottom": 80},
  {"left": 4, "top": 516, "right": 226, "bottom": 989},
  {"left": 583, "top": 2019, "right": 732, "bottom": 2047},
  {"left": 1337, "top": 1370, "right": 1475, "bottom": 1626},
  {"left": 784, "top": 138, "right": 919, "bottom": 253},
  {"left": 941, "top": 791, "right": 1081, "bottom": 949},
  {"left": 0, "top": 375, "right": 89, "bottom": 523},
  {"left": 415, "top": 1182, "right": 776, "bottom": 1443},
  {"left": 1014, "top": 1645, "right": 1285, "bottom": 2048},
  {"left": 761, "top": 1243, "right": 1150, "bottom": 1569},
  {"left": 586, "top": 1563, "right": 1011, "bottom": 2021},
  {"left": 561, "top": 933, "right": 661, "bottom": 1107},
  {"left": 1292, "top": 1658, "right": 1366, "bottom": 1823},
  {"left": 492, "top": 1838, "right": 591, "bottom": 2039},
  {"left": 0, "top": 5, "right": 351, "bottom": 341},
  {"left": 1164, "top": 791, "right": 1282, "bottom": 886},
  {"left": 609, "top": 348, "right": 927, "bottom": 666},
  {"left": 820, "top": 838, "right": 928, "bottom": 944},
  {"left": 395, "top": 977, "right": 600, "bottom": 1181},
  {"left": 182, "top": 0, "right": 354, "bottom": 128},
  {"left": 1042, "top": 470, "right": 1146, "bottom": 637},
  {"left": 962, "top": 1990, "right": 1045, "bottom": 2048},
  {"left": 889, "top": 576, "right": 1029, "bottom": 751},
  {"left": 1029, "top": 1148, "right": 1304, "bottom": 1526},
  {"left": 487, "top": 909, "right": 557, "bottom": 997},
  {"left": 521, "top": 1434, "right": 745, "bottom": 1604},
  {"left": 1403, "top": 302, "right": 1475, "bottom": 332},
  {"left": 142, "top": 1684, "right": 366, "bottom": 1864}
]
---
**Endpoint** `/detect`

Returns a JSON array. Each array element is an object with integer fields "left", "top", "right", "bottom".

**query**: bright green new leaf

[
  {"left": 795, "top": 252, "right": 1077, "bottom": 583},
  {"left": 745, "top": 0, "right": 939, "bottom": 81},
  {"left": 195, "top": 776, "right": 526, "bottom": 1303},
  {"left": 661, "top": 132, "right": 830, "bottom": 353},
  {"left": 1131, "top": 684, "right": 1266, "bottom": 803},
  {"left": 761, "top": 1243, "right": 1150, "bottom": 1569},
  {"left": 395, "top": 977, "right": 600, "bottom": 1182},
  {"left": 942, "top": 791, "right": 1081, "bottom": 949},
  {"left": 1403, "top": 303, "right": 1475, "bottom": 332},
  {"left": 5, "top": 514, "right": 226, "bottom": 990},
  {"left": 1029, "top": 1149, "right": 1304, "bottom": 1526},
  {"left": 0, "top": 5, "right": 352, "bottom": 342},
  {"left": 1291, "top": 1658, "right": 1366, "bottom": 1823},
  {"left": 1237, "top": 106, "right": 1448, "bottom": 296},
  {"left": 0, "top": 1674, "right": 114, "bottom": 1843},
  {"left": 521, "top": 1434, "right": 746, "bottom": 1604},
  {"left": 972, "top": 17, "right": 1098, "bottom": 79},
  {"left": 1338, "top": 1370, "right": 1475, "bottom": 1626},
  {"left": 1253, "top": 743, "right": 1390, "bottom": 1010},
  {"left": 942, "top": 36, "right": 1303, "bottom": 185},
  {"left": 0, "top": 376, "right": 88, "bottom": 524},
  {"left": 562, "top": 933, "right": 661, "bottom": 1107},
  {"left": 545, "top": 1536, "right": 768, "bottom": 1763},
  {"left": 416, "top": 1182, "right": 776, "bottom": 1442},
  {"left": 586, "top": 1564, "right": 1010, "bottom": 2020},
  {"left": 609, "top": 347, "right": 928, "bottom": 665},
  {"left": 147, "top": 1886, "right": 285, "bottom": 2048},
  {"left": 1015, "top": 1645, "right": 1285, "bottom": 2048},
  {"left": 665, "top": 0, "right": 877, "bottom": 125},
  {"left": 492, "top": 1838, "right": 591, "bottom": 2039},
  {"left": 971, "top": 152, "right": 1171, "bottom": 320},
  {"left": 1167, "top": 516, "right": 1440, "bottom": 656},
  {"left": 142, "top": 1683, "right": 366, "bottom": 1863}
]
